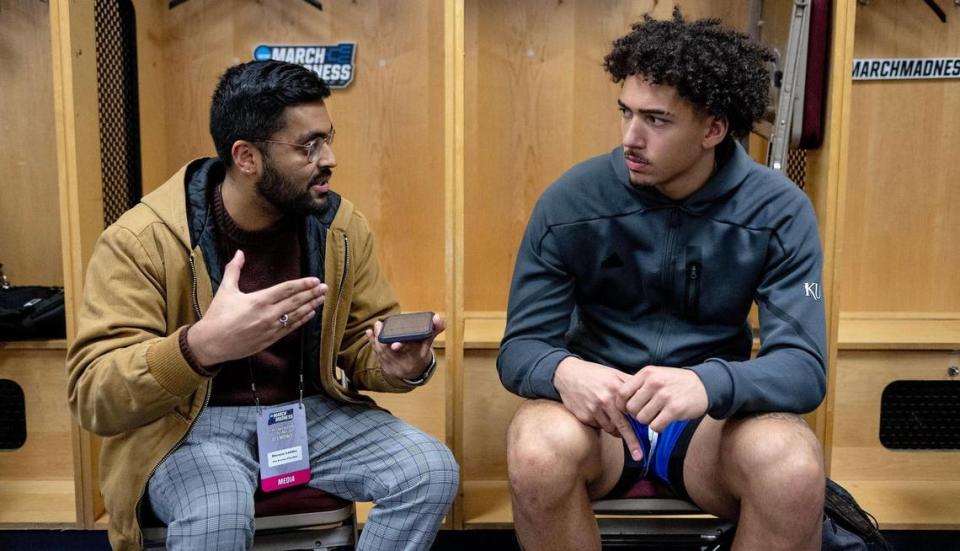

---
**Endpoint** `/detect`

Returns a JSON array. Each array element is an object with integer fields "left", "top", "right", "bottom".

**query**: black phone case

[{"left": 378, "top": 312, "right": 434, "bottom": 344}]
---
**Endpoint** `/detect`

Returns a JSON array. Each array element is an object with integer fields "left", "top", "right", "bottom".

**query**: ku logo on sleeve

[{"left": 804, "top": 282, "right": 822, "bottom": 301}]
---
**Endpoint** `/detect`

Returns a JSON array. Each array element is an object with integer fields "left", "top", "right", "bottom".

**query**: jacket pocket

[
  {"left": 172, "top": 396, "right": 197, "bottom": 425},
  {"left": 684, "top": 246, "right": 703, "bottom": 322}
]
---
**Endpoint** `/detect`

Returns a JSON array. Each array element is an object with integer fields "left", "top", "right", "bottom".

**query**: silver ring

[{"left": 278, "top": 313, "right": 290, "bottom": 329}]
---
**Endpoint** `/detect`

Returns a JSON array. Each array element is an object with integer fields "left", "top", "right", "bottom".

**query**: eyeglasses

[{"left": 253, "top": 128, "right": 335, "bottom": 164}]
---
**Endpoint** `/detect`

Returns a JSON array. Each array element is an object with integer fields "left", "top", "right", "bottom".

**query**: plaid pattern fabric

[{"left": 147, "top": 393, "right": 458, "bottom": 550}]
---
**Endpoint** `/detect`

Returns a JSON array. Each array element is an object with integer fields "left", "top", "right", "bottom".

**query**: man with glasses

[{"left": 67, "top": 60, "right": 458, "bottom": 551}]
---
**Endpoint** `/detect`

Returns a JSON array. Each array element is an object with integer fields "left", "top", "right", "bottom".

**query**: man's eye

[{"left": 618, "top": 107, "right": 631, "bottom": 118}]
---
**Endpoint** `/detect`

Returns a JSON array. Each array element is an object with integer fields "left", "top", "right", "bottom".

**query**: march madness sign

[{"left": 253, "top": 43, "right": 356, "bottom": 89}]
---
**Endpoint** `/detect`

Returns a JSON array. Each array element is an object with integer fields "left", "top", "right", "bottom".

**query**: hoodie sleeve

[
  {"left": 687, "top": 194, "right": 827, "bottom": 418},
  {"left": 497, "top": 200, "right": 578, "bottom": 400}
]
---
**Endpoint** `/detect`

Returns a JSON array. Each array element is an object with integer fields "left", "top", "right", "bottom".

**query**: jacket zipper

[
  {"left": 189, "top": 255, "right": 202, "bottom": 320},
  {"left": 136, "top": 254, "right": 212, "bottom": 548},
  {"left": 652, "top": 209, "right": 682, "bottom": 364},
  {"left": 330, "top": 234, "right": 350, "bottom": 390}
]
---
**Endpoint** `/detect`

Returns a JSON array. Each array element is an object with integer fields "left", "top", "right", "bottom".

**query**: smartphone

[{"left": 378, "top": 311, "right": 435, "bottom": 344}]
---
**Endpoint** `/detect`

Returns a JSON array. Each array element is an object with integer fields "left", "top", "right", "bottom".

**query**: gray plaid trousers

[{"left": 147, "top": 393, "right": 459, "bottom": 551}]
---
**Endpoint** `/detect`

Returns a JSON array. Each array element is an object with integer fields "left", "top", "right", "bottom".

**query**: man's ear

[
  {"left": 702, "top": 115, "right": 729, "bottom": 149},
  {"left": 231, "top": 140, "right": 261, "bottom": 176}
]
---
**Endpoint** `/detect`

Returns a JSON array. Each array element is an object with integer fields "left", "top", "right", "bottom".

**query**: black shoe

[{"left": 824, "top": 478, "right": 894, "bottom": 550}]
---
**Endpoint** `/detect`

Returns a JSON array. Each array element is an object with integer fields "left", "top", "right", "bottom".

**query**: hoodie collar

[{"left": 611, "top": 137, "right": 752, "bottom": 211}]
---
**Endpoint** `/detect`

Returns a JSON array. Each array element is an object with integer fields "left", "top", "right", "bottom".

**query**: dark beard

[{"left": 256, "top": 161, "right": 329, "bottom": 217}]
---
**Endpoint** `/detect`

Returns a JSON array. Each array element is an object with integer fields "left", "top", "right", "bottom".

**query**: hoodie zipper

[
  {"left": 136, "top": 254, "right": 212, "bottom": 548},
  {"left": 652, "top": 209, "right": 682, "bottom": 364}
]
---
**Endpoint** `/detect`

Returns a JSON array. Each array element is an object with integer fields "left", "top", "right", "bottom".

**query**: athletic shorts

[{"left": 603, "top": 416, "right": 703, "bottom": 501}]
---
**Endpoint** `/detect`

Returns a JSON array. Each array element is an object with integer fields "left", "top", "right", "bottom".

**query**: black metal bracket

[
  {"left": 858, "top": 0, "right": 948, "bottom": 23},
  {"left": 923, "top": 0, "right": 947, "bottom": 22},
  {"left": 170, "top": 0, "right": 322, "bottom": 11}
]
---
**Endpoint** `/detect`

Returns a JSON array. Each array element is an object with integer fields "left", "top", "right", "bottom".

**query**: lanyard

[{"left": 248, "top": 330, "right": 306, "bottom": 412}]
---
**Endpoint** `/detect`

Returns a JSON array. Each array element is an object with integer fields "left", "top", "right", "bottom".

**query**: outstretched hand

[{"left": 187, "top": 250, "right": 326, "bottom": 366}]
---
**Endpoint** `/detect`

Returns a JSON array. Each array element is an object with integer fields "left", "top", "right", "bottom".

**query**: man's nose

[
  {"left": 317, "top": 142, "right": 337, "bottom": 168},
  {"left": 622, "top": 119, "right": 645, "bottom": 148}
]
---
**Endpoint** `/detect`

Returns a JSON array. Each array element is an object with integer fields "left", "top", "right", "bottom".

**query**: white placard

[{"left": 853, "top": 57, "right": 960, "bottom": 81}]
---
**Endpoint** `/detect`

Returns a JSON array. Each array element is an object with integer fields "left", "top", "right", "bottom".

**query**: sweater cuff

[
  {"left": 146, "top": 327, "right": 208, "bottom": 397},
  {"left": 686, "top": 358, "right": 735, "bottom": 418},
  {"left": 179, "top": 324, "right": 219, "bottom": 378}
]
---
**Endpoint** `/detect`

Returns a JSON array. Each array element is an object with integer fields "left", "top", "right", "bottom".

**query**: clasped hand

[{"left": 553, "top": 357, "right": 708, "bottom": 461}]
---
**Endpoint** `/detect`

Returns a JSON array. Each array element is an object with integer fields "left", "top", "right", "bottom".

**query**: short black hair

[
  {"left": 604, "top": 8, "right": 774, "bottom": 139},
  {"left": 210, "top": 60, "right": 331, "bottom": 166}
]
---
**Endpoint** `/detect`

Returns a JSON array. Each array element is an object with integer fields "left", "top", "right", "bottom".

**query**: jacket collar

[
  {"left": 139, "top": 157, "right": 349, "bottom": 293},
  {"left": 140, "top": 158, "right": 350, "bottom": 243}
]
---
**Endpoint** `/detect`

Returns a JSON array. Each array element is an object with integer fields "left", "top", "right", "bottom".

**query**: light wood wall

[
  {"left": 0, "top": 0, "right": 62, "bottom": 287},
  {"left": 134, "top": 0, "right": 447, "bottom": 312},
  {"left": 463, "top": 0, "right": 752, "bottom": 312},
  {"left": 840, "top": 0, "right": 960, "bottom": 313}
]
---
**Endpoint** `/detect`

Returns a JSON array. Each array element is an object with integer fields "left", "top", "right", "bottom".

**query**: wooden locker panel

[
  {"left": 0, "top": 0, "right": 62, "bottom": 288},
  {"left": 0, "top": 345, "right": 76, "bottom": 527},
  {"left": 831, "top": 350, "right": 960, "bottom": 529},
  {"left": 840, "top": 0, "right": 960, "bottom": 313}
]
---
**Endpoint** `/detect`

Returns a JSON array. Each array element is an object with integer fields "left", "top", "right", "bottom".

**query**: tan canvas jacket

[{"left": 66, "top": 161, "right": 411, "bottom": 550}]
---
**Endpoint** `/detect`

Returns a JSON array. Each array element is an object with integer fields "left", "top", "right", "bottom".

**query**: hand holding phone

[
  {"left": 367, "top": 311, "right": 444, "bottom": 383},
  {"left": 377, "top": 311, "right": 436, "bottom": 344}
]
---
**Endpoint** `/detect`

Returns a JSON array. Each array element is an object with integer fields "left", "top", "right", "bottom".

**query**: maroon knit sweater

[{"left": 180, "top": 185, "right": 319, "bottom": 406}]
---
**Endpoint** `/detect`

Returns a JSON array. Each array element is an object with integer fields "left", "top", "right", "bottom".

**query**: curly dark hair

[{"left": 604, "top": 7, "right": 774, "bottom": 139}]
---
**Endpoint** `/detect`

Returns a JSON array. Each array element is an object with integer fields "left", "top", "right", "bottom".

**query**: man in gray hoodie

[{"left": 499, "top": 10, "right": 827, "bottom": 550}]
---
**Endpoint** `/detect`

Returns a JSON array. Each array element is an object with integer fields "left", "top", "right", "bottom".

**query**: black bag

[
  {"left": 822, "top": 478, "right": 894, "bottom": 551},
  {"left": 0, "top": 285, "right": 67, "bottom": 340}
]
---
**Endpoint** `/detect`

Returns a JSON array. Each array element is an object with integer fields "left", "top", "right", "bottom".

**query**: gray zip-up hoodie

[{"left": 497, "top": 139, "right": 826, "bottom": 418}]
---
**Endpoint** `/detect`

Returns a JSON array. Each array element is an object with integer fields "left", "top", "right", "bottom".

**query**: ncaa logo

[
  {"left": 268, "top": 408, "right": 295, "bottom": 425},
  {"left": 253, "top": 43, "right": 356, "bottom": 89}
]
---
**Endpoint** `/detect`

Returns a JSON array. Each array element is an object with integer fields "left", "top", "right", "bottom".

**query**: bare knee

[
  {"left": 507, "top": 400, "right": 599, "bottom": 501},
  {"left": 725, "top": 415, "right": 824, "bottom": 512}
]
